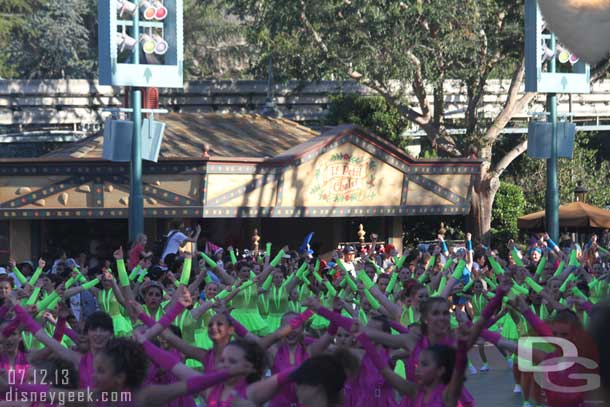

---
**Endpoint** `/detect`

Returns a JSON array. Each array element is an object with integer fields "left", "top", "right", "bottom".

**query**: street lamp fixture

[{"left": 574, "top": 182, "right": 588, "bottom": 203}]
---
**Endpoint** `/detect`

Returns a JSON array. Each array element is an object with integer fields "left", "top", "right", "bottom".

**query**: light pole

[
  {"left": 525, "top": 0, "right": 590, "bottom": 242},
  {"left": 129, "top": 3, "right": 144, "bottom": 242},
  {"left": 98, "top": 0, "right": 184, "bottom": 242},
  {"left": 545, "top": 32, "right": 559, "bottom": 243}
]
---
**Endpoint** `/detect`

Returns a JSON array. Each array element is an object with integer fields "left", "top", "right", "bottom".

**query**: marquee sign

[{"left": 309, "top": 152, "right": 378, "bottom": 203}]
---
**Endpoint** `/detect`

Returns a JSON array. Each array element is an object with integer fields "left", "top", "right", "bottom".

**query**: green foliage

[
  {"left": 226, "top": 0, "right": 523, "bottom": 96},
  {"left": 491, "top": 182, "right": 524, "bottom": 240},
  {"left": 326, "top": 94, "right": 410, "bottom": 147},
  {"left": 184, "top": 0, "right": 252, "bottom": 79},
  {"left": 507, "top": 132, "right": 610, "bottom": 213},
  {"left": 0, "top": 0, "right": 44, "bottom": 77},
  {"left": 7, "top": 0, "right": 94, "bottom": 78}
]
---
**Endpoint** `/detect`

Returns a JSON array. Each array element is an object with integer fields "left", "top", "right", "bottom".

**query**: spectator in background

[
  {"left": 129, "top": 233, "right": 150, "bottom": 270},
  {"left": 161, "top": 221, "right": 201, "bottom": 263}
]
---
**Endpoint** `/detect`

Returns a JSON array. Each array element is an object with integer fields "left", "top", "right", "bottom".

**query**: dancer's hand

[{"left": 113, "top": 247, "right": 124, "bottom": 260}]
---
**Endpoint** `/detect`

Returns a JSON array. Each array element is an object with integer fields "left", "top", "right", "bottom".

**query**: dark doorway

[{"left": 40, "top": 219, "right": 129, "bottom": 261}]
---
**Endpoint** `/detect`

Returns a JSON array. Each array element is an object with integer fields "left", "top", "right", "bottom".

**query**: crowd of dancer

[{"left": 0, "top": 224, "right": 609, "bottom": 407}]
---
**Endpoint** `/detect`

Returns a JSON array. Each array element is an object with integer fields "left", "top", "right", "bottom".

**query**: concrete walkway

[{"left": 465, "top": 345, "right": 523, "bottom": 407}]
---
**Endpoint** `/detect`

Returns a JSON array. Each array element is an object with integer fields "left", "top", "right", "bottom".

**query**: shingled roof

[{"left": 42, "top": 112, "right": 319, "bottom": 160}]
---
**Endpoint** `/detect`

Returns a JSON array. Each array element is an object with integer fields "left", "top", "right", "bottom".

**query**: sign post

[
  {"left": 525, "top": 0, "right": 590, "bottom": 242},
  {"left": 98, "top": 0, "right": 184, "bottom": 240}
]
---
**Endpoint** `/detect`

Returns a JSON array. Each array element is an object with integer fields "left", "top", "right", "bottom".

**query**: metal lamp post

[
  {"left": 545, "top": 33, "right": 559, "bottom": 242},
  {"left": 525, "top": 0, "right": 590, "bottom": 243},
  {"left": 98, "top": 0, "right": 184, "bottom": 241}
]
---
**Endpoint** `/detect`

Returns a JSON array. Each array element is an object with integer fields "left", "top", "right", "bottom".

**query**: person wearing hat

[
  {"left": 342, "top": 245, "right": 357, "bottom": 279},
  {"left": 161, "top": 221, "right": 201, "bottom": 263},
  {"left": 212, "top": 247, "right": 224, "bottom": 270}
]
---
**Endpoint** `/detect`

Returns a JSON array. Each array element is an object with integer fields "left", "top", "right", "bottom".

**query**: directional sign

[
  {"left": 524, "top": 0, "right": 590, "bottom": 94},
  {"left": 98, "top": 0, "right": 183, "bottom": 88}
]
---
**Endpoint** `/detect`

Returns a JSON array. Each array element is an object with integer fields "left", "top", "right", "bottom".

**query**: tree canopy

[
  {"left": 6, "top": 0, "right": 95, "bottom": 79},
  {"left": 226, "top": 0, "right": 532, "bottom": 238}
]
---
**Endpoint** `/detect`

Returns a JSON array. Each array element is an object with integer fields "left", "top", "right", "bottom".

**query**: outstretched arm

[
  {"left": 11, "top": 303, "right": 81, "bottom": 367},
  {"left": 357, "top": 332, "right": 417, "bottom": 398},
  {"left": 443, "top": 326, "right": 469, "bottom": 407}
]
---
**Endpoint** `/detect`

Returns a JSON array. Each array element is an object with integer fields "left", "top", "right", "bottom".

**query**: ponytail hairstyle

[
  {"left": 425, "top": 344, "right": 456, "bottom": 384},
  {"left": 101, "top": 338, "right": 149, "bottom": 389},
  {"left": 290, "top": 349, "right": 358, "bottom": 405},
  {"left": 419, "top": 297, "right": 449, "bottom": 336},
  {"left": 228, "top": 338, "right": 268, "bottom": 383}
]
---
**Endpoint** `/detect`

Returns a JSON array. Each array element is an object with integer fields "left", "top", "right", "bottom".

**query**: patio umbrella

[{"left": 518, "top": 201, "right": 610, "bottom": 231}]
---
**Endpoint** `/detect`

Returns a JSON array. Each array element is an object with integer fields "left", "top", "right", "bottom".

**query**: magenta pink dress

[
  {"left": 206, "top": 379, "right": 248, "bottom": 407},
  {"left": 343, "top": 369, "right": 359, "bottom": 407},
  {"left": 354, "top": 345, "right": 398, "bottom": 407},
  {"left": 406, "top": 336, "right": 474, "bottom": 407},
  {"left": 400, "top": 383, "right": 462, "bottom": 407},
  {"left": 0, "top": 351, "right": 29, "bottom": 382},
  {"left": 269, "top": 343, "right": 309, "bottom": 407},
  {"left": 203, "top": 349, "right": 216, "bottom": 373},
  {"left": 145, "top": 348, "right": 196, "bottom": 407},
  {"left": 79, "top": 352, "right": 94, "bottom": 388},
  {"left": 0, "top": 351, "right": 30, "bottom": 402}
]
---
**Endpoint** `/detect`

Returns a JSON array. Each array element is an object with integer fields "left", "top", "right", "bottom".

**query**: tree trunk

[{"left": 469, "top": 173, "right": 500, "bottom": 244}]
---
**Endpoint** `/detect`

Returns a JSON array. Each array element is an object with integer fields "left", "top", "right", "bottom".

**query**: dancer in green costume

[
  {"left": 260, "top": 267, "right": 299, "bottom": 332},
  {"left": 210, "top": 254, "right": 281, "bottom": 335},
  {"left": 140, "top": 280, "right": 166, "bottom": 321}
]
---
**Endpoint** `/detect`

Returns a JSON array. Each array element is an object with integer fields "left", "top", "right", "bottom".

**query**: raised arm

[
  {"left": 441, "top": 258, "right": 466, "bottom": 299},
  {"left": 139, "top": 286, "right": 190, "bottom": 342},
  {"left": 367, "top": 282, "right": 402, "bottom": 321},
  {"left": 137, "top": 366, "right": 250, "bottom": 407},
  {"left": 443, "top": 325, "right": 470, "bottom": 407},
  {"left": 357, "top": 332, "right": 417, "bottom": 398},
  {"left": 11, "top": 302, "right": 81, "bottom": 367},
  {"left": 208, "top": 261, "right": 236, "bottom": 285}
]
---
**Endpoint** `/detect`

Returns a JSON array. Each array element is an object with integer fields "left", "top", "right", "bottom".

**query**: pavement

[{"left": 465, "top": 345, "right": 524, "bottom": 407}]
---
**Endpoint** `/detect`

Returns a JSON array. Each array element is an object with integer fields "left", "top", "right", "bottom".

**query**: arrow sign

[
  {"left": 561, "top": 75, "right": 568, "bottom": 91},
  {"left": 144, "top": 67, "right": 152, "bottom": 84}
]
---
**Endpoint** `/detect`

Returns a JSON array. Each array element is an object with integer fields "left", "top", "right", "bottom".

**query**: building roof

[
  {"left": 42, "top": 112, "right": 319, "bottom": 160},
  {"left": 272, "top": 124, "right": 481, "bottom": 166}
]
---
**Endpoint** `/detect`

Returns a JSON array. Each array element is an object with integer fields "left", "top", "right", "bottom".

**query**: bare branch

[
  {"left": 465, "top": 14, "right": 504, "bottom": 136},
  {"left": 491, "top": 138, "right": 528, "bottom": 178},
  {"left": 421, "top": 123, "right": 463, "bottom": 157},
  {"left": 484, "top": 57, "right": 536, "bottom": 145},
  {"left": 405, "top": 50, "right": 431, "bottom": 121},
  {"left": 358, "top": 77, "right": 461, "bottom": 157},
  {"left": 299, "top": 0, "right": 328, "bottom": 54}
]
